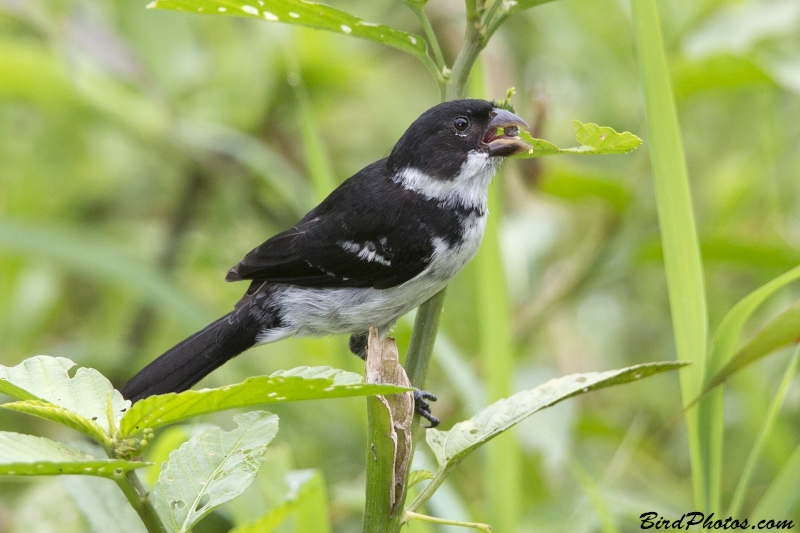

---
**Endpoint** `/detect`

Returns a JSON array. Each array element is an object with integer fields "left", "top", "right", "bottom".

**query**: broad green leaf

[
  {"left": 426, "top": 362, "right": 686, "bottom": 470},
  {"left": 146, "top": 0, "right": 427, "bottom": 59},
  {"left": 120, "top": 366, "right": 412, "bottom": 436},
  {"left": 230, "top": 470, "right": 329, "bottom": 533},
  {"left": 152, "top": 411, "right": 279, "bottom": 533},
  {"left": 0, "top": 356, "right": 129, "bottom": 435},
  {"left": 573, "top": 121, "right": 643, "bottom": 153},
  {"left": 515, "top": 122, "right": 641, "bottom": 158},
  {"left": 63, "top": 476, "right": 147, "bottom": 533},
  {"left": 143, "top": 425, "right": 206, "bottom": 487},
  {"left": 2, "top": 400, "right": 111, "bottom": 447},
  {"left": 0, "top": 432, "right": 146, "bottom": 478},
  {"left": 704, "top": 298, "right": 800, "bottom": 392}
]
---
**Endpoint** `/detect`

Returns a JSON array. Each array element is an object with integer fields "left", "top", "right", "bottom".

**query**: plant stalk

[
  {"left": 115, "top": 471, "right": 168, "bottom": 533},
  {"left": 405, "top": 510, "right": 492, "bottom": 531}
]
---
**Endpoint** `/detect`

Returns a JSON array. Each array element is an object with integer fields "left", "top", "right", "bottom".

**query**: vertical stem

[
  {"left": 362, "top": 394, "right": 406, "bottom": 533},
  {"left": 404, "top": 290, "right": 447, "bottom": 391},
  {"left": 410, "top": 4, "right": 446, "bottom": 71},
  {"left": 115, "top": 471, "right": 168, "bottom": 533},
  {"left": 631, "top": 0, "right": 709, "bottom": 511}
]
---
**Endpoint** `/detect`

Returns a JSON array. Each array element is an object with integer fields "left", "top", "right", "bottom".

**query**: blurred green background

[{"left": 1, "top": 0, "right": 799, "bottom": 531}]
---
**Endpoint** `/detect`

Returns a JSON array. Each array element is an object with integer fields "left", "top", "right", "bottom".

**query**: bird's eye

[{"left": 453, "top": 117, "right": 469, "bottom": 131}]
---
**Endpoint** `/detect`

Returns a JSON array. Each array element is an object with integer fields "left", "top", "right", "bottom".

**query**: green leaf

[
  {"left": 120, "top": 366, "right": 412, "bottom": 436},
  {"left": 146, "top": 0, "right": 427, "bottom": 59},
  {"left": 573, "top": 121, "right": 643, "bottom": 153},
  {"left": 426, "top": 362, "right": 686, "bottom": 470},
  {"left": 2, "top": 400, "right": 111, "bottom": 447},
  {"left": 505, "top": 0, "right": 558, "bottom": 17},
  {"left": 515, "top": 122, "right": 641, "bottom": 158},
  {"left": 707, "top": 264, "right": 800, "bottom": 377},
  {"left": 63, "top": 476, "right": 147, "bottom": 533},
  {"left": 151, "top": 411, "right": 279, "bottom": 533},
  {"left": 0, "top": 356, "right": 129, "bottom": 436},
  {"left": 409, "top": 361, "right": 686, "bottom": 515},
  {"left": 632, "top": 0, "right": 709, "bottom": 510},
  {"left": 0, "top": 432, "right": 146, "bottom": 478},
  {"left": 704, "top": 297, "right": 800, "bottom": 392},
  {"left": 407, "top": 469, "right": 435, "bottom": 488}
]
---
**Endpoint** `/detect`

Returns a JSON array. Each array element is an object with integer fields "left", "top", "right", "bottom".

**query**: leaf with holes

[
  {"left": 0, "top": 356, "right": 129, "bottom": 438},
  {"left": 146, "top": 0, "right": 427, "bottom": 59},
  {"left": 426, "top": 362, "right": 685, "bottom": 471},
  {"left": 151, "top": 411, "right": 279, "bottom": 533},
  {"left": 120, "top": 366, "right": 411, "bottom": 436},
  {"left": 515, "top": 121, "right": 642, "bottom": 158},
  {"left": 0, "top": 432, "right": 146, "bottom": 478}
]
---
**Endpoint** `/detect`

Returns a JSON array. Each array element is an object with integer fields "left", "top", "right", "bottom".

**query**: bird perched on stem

[{"left": 121, "top": 99, "right": 530, "bottom": 426}]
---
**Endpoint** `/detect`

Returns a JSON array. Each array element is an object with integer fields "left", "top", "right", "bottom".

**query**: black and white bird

[{"left": 121, "top": 99, "right": 530, "bottom": 424}]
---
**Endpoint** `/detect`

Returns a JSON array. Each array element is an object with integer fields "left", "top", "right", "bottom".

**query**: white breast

[{"left": 256, "top": 153, "right": 498, "bottom": 343}]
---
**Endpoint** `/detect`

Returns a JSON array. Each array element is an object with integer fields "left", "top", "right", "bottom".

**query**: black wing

[{"left": 226, "top": 161, "right": 435, "bottom": 290}]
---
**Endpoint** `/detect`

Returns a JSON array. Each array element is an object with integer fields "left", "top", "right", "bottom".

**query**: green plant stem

[
  {"left": 446, "top": 12, "right": 486, "bottom": 99},
  {"left": 631, "top": 0, "right": 709, "bottom": 511},
  {"left": 728, "top": 346, "right": 800, "bottom": 517},
  {"left": 410, "top": 4, "right": 446, "bottom": 71},
  {"left": 361, "top": 290, "right": 445, "bottom": 533},
  {"left": 362, "top": 394, "right": 406, "bottom": 533},
  {"left": 405, "top": 510, "right": 492, "bottom": 531},
  {"left": 115, "top": 471, "right": 168, "bottom": 533},
  {"left": 404, "top": 290, "right": 447, "bottom": 391}
]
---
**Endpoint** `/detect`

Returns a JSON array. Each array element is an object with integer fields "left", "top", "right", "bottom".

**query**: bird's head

[{"left": 388, "top": 99, "right": 531, "bottom": 180}]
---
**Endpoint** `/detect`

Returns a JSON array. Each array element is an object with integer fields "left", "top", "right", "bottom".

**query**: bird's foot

[{"left": 414, "top": 389, "right": 439, "bottom": 428}]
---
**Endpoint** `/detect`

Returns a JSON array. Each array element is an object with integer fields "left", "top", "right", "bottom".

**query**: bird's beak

[{"left": 483, "top": 108, "right": 532, "bottom": 157}]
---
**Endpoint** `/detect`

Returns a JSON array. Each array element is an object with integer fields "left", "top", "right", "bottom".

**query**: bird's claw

[{"left": 414, "top": 389, "right": 439, "bottom": 428}]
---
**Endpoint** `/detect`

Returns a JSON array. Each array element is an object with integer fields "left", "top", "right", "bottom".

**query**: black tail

[{"left": 121, "top": 306, "right": 264, "bottom": 402}]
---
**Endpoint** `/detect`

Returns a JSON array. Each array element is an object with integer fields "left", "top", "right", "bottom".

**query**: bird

[{"left": 121, "top": 99, "right": 531, "bottom": 426}]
